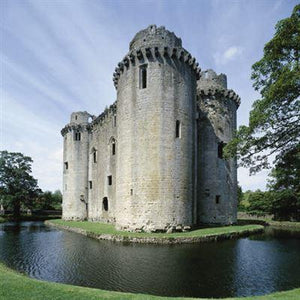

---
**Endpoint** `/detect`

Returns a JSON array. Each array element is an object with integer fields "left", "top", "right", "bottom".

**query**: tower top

[{"left": 129, "top": 25, "right": 182, "bottom": 51}]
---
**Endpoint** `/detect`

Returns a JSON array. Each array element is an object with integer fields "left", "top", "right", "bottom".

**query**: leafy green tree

[
  {"left": 225, "top": 5, "right": 300, "bottom": 174},
  {"left": 34, "top": 190, "right": 62, "bottom": 210},
  {"left": 267, "top": 144, "right": 300, "bottom": 220},
  {"left": 0, "top": 151, "right": 41, "bottom": 217},
  {"left": 246, "top": 190, "right": 273, "bottom": 216}
]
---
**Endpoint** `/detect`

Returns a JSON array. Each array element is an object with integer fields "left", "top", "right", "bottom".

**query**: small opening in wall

[
  {"left": 103, "top": 197, "right": 108, "bottom": 211},
  {"left": 216, "top": 195, "right": 220, "bottom": 204},
  {"left": 112, "top": 141, "right": 116, "bottom": 155},
  {"left": 93, "top": 151, "right": 97, "bottom": 163},
  {"left": 89, "top": 181, "right": 92, "bottom": 189},
  {"left": 218, "top": 142, "right": 226, "bottom": 159},
  {"left": 113, "top": 115, "right": 117, "bottom": 127},
  {"left": 108, "top": 175, "right": 112, "bottom": 186},
  {"left": 64, "top": 162, "right": 68, "bottom": 170},
  {"left": 139, "top": 65, "right": 147, "bottom": 89},
  {"left": 75, "top": 115, "right": 77, "bottom": 120},
  {"left": 130, "top": 189, "right": 133, "bottom": 195},
  {"left": 175, "top": 120, "right": 181, "bottom": 138},
  {"left": 74, "top": 132, "right": 81, "bottom": 141}
]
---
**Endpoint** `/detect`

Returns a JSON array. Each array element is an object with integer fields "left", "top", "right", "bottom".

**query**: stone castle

[{"left": 61, "top": 25, "right": 240, "bottom": 232}]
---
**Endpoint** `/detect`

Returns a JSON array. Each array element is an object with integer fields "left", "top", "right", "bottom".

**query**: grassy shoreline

[
  {"left": 46, "top": 219, "right": 264, "bottom": 244},
  {"left": 1, "top": 262, "right": 300, "bottom": 300}
]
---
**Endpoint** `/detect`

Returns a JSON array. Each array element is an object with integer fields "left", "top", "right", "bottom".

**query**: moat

[{"left": 0, "top": 221, "right": 299, "bottom": 298}]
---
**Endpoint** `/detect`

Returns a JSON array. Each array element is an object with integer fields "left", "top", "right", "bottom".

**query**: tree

[
  {"left": 0, "top": 151, "right": 41, "bottom": 217},
  {"left": 246, "top": 190, "right": 273, "bottom": 216},
  {"left": 34, "top": 190, "right": 62, "bottom": 210},
  {"left": 267, "top": 144, "right": 300, "bottom": 220},
  {"left": 225, "top": 5, "right": 300, "bottom": 174}
]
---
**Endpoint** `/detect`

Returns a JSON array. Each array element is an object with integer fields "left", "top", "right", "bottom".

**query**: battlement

[
  {"left": 91, "top": 102, "right": 117, "bottom": 127},
  {"left": 113, "top": 25, "right": 201, "bottom": 90},
  {"left": 197, "top": 70, "right": 240, "bottom": 107},
  {"left": 130, "top": 25, "right": 182, "bottom": 51}
]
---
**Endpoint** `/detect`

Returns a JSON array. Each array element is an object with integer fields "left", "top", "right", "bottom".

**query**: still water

[{"left": 0, "top": 221, "right": 299, "bottom": 298}]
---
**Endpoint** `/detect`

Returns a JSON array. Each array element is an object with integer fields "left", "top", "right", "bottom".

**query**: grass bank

[
  {"left": 46, "top": 219, "right": 264, "bottom": 244},
  {"left": 0, "top": 216, "right": 5, "bottom": 223},
  {"left": 238, "top": 214, "right": 300, "bottom": 229},
  {"left": 1, "top": 262, "right": 300, "bottom": 300}
]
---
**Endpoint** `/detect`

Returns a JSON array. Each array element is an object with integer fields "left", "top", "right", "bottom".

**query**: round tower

[
  {"left": 114, "top": 25, "right": 201, "bottom": 232},
  {"left": 197, "top": 70, "right": 240, "bottom": 224},
  {"left": 61, "top": 111, "right": 92, "bottom": 220}
]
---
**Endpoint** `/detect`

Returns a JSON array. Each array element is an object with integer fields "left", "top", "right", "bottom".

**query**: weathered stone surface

[{"left": 61, "top": 25, "right": 240, "bottom": 232}]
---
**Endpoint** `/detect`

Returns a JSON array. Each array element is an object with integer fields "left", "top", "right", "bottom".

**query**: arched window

[
  {"left": 91, "top": 147, "right": 97, "bottom": 163},
  {"left": 109, "top": 137, "right": 116, "bottom": 156},
  {"left": 103, "top": 197, "right": 108, "bottom": 211},
  {"left": 175, "top": 120, "right": 181, "bottom": 138}
]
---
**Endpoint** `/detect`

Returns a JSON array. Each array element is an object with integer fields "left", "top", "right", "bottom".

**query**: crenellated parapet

[
  {"left": 91, "top": 101, "right": 117, "bottom": 127},
  {"left": 197, "top": 70, "right": 241, "bottom": 108},
  {"left": 61, "top": 123, "right": 91, "bottom": 136},
  {"left": 113, "top": 25, "right": 201, "bottom": 89}
]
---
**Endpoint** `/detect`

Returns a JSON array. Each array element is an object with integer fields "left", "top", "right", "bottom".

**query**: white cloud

[{"left": 213, "top": 46, "right": 244, "bottom": 65}]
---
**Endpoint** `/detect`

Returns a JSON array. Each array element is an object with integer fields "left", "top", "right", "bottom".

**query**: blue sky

[{"left": 1, "top": 0, "right": 297, "bottom": 192}]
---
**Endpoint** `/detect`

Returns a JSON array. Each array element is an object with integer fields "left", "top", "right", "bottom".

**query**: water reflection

[{"left": 0, "top": 222, "right": 299, "bottom": 298}]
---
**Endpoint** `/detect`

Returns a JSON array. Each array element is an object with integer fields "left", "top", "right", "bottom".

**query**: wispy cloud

[
  {"left": 213, "top": 46, "right": 244, "bottom": 65},
  {"left": 1, "top": 0, "right": 298, "bottom": 191}
]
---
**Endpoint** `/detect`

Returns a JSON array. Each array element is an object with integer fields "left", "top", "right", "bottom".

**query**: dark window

[
  {"left": 89, "top": 181, "right": 92, "bottom": 189},
  {"left": 75, "top": 115, "right": 77, "bottom": 120},
  {"left": 93, "top": 151, "right": 97, "bottom": 163},
  {"left": 176, "top": 120, "right": 181, "bottom": 138},
  {"left": 112, "top": 142, "right": 116, "bottom": 155},
  {"left": 113, "top": 115, "right": 117, "bottom": 127},
  {"left": 139, "top": 65, "right": 147, "bottom": 89},
  {"left": 103, "top": 197, "right": 108, "bottom": 211},
  {"left": 108, "top": 175, "right": 112, "bottom": 186},
  {"left": 218, "top": 142, "right": 226, "bottom": 159},
  {"left": 130, "top": 189, "right": 133, "bottom": 195},
  {"left": 216, "top": 195, "right": 220, "bottom": 204},
  {"left": 75, "top": 132, "right": 81, "bottom": 141},
  {"left": 64, "top": 162, "right": 68, "bottom": 170}
]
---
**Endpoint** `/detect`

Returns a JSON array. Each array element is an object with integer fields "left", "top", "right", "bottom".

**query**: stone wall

[
  {"left": 115, "top": 25, "right": 199, "bottom": 232},
  {"left": 197, "top": 70, "right": 240, "bottom": 224},
  {"left": 88, "top": 105, "right": 117, "bottom": 223},
  {"left": 62, "top": 111, "right": 91, "bottom": 220}
]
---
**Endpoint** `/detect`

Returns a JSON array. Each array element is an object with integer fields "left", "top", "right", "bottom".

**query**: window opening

[
  {"left": 93, "top": 151, "right": 97, "bottom": 163},
  {"left": 113, "top": 115, "right": 117, "bottom": 127},
  {"left": 108, "top": 175, "right": 112, "bottom": 186},
  {"left": 89, "top": 181, "right": 92, "bottom": 189},
  {"left": 103, "top": 197, "right": 108, "bottom": 211},
  {"left": 75, "top": 115, "right": 77, "bottom": 120},
  {"left": 112, "top": 141, "right": 116, "bottom": 155},
  {"left": 139, "top": 65, "right": 147, "bottom": 89},
  {"left": 64, "top": 162, "right": 68, "bottom": 170},
  {"left": 176, "top": 120, "right": 181, "bottom": 138},
  {"left": 218, "top": 142, "right": 227, "bottom": 159},
  {"left": 75, "top": 132, "right": 81, "bottom": 141},
  {"left": 216, "top": 195, "right": 220, "bottom": 204},
  {"left": 130, "top": 189, "right": 133, "bottom": 196}
]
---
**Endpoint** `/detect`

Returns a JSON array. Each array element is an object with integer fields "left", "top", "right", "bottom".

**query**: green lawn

[
  {"left": 0, "top": 263, "right": 299, "bottom": 300},
  {"left": 48, "top": 219, "right": 263, "bottom": 239}
]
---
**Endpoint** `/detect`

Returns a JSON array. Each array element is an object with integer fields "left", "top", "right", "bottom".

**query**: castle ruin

[{"left": 61, "top": 25, "right": 240, "bottom": 232}]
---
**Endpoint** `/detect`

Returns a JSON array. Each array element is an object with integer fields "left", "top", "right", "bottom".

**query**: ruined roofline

[
  {"left": 197, "top": 88, "right": 241, "bottom": 108},
  {"left": 61, "top": 102, "right": 117, "bottom": 136},
  {"left": 91, "top": 101, "right": 117, "bottom": 127}
]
